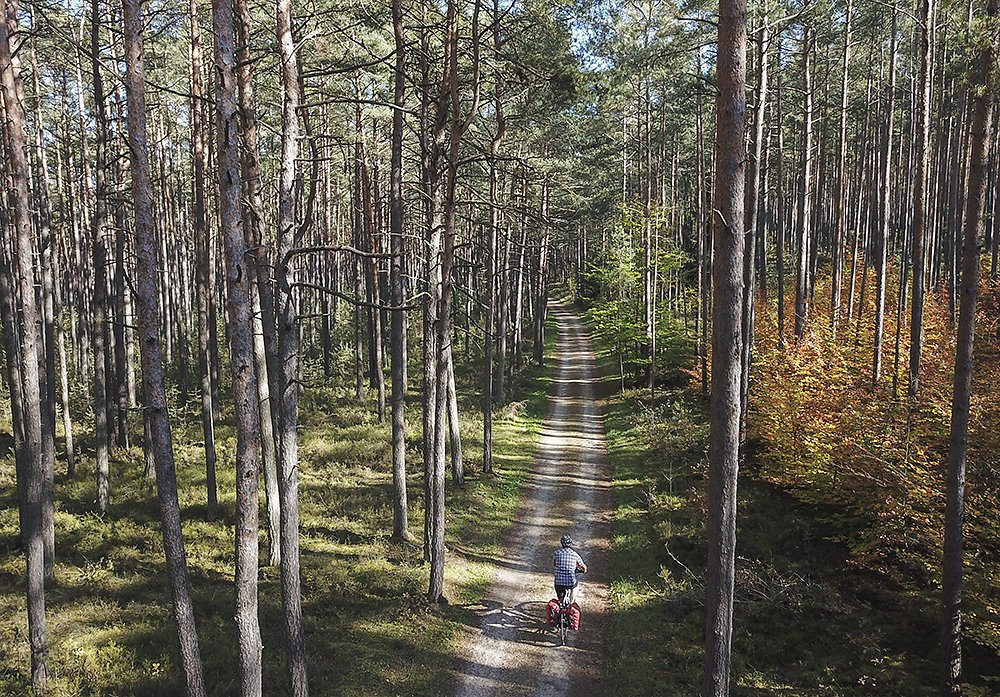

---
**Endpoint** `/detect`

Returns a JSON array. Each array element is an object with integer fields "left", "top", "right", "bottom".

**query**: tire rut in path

[{"left": 449, "top": 301, "right": 612, "bottom": 697}]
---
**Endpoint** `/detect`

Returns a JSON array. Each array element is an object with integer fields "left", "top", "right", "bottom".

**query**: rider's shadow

[{"left": 467, "top": 599, "right": 557, "bottom": 647}]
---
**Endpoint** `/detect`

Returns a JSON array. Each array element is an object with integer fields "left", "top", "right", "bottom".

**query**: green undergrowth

[
  {"left": 579, "top": 300, "right": 971, "bottom": 697},
  {"left": 0, "top": 321, "right": 557, "bottom": 696}
]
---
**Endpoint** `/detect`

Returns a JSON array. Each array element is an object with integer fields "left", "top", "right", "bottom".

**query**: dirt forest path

[{"left": 449, "top": 301, "right": 613, "bottom": 697}]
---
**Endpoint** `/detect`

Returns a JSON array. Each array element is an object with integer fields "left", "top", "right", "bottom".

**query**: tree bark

[
  {"left": 775, "top": 40, "right": 785, "bottom": 349},
  {"left": 703, "top": 0, "right": 746, "bottom": 692},
  {"left": 740, "top": 14, "right": 767, "bottom": 441},
  {"left": 121, "top": 3, "right": 208, "bottom": 692},
  {"left": 0, "top": 2, "right": 49, "bottom": 686},
  {"left": 908, "top": 0, "right": 934, "bottom": 398},
  {"left": 233, "top": 0, "right": 281, "bottom": 565},
  {"left": 190, "top": 0, "right": 219, "bottom": 521},
  {"left": 484, "top": 45, "right": 506, "bottom": 473},
  {"left": 941, "top": 4, "right": 997, "bottom": 693},
  {"left": 389, "top": 0, "right": 409, "bottom": 540},
  {"left": 211, "top": 0, "right": 263, "bottom": 691},
  {"left": 533, "top": 180, "right": 550, "bottom": 367},
  {"left": 696, "top": 52, "right": 709, "bottom": 390},
  {"left": 794, "top": 25, "right": 813, "bottom": 343},
  {"left": 27, "top": 10, "right": 56, "bottom": 578},
  {"left": 832, "top": 0, "right": 852, "bottom": 339},
  {"left": 276, "top": 0, "right": 309, "bottom": 691},
  {"left": 91, "top": 0, "right": 111, "bottom": 515},
  {"left": 873, "top": 8, "right": 898, "bottom": 383}
]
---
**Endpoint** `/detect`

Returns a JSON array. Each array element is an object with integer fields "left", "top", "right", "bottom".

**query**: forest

[{"left": 1, "top": 0, "right": 999, "bottom": 693}]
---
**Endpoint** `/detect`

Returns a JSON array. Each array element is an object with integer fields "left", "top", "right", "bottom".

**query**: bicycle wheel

[{"left": 560, "top": 614, "right": 567, "bottom": 646}]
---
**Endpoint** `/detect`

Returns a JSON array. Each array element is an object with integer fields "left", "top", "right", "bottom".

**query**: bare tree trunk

[
  {"left": 121, "top": 4, "right": 208, "bottom": 692},
  {"left": 941, "top": 4, "right": 997, "bottom": 693},
  {"left": 696, "top": 53, "right": 709, "bottom": 390},
  {"left": 496, "top": 217, "right": 512, "bottom": 408},
  {"left": 276, "top": 0, "right": 309, "bottom": 691},
  {"left": 113, "top": 212, "right": 129, "bottom": 451},
  {"left": 513, "top": 207, "right": 527, "bottom": 372},
  {"left": 54, "top": 254, "right": 75, "bottom": 473},
  {"left": 446, "top": 347, "right": 463, "bottom": 485},
  {"left": 703, "top": 0, "right": 746, "bottom": 692},
  {"left": 484, "top": 46, "right": 505, "bottom": 473},
  {"left": 775, "top": 40, "right": 785, "bottom": 349},
  {"left": 211, "top": 0, "right": 263, "bottom": 691},
  {"left": 90, "top": 0, "right": 111, "bottom": 515},
  {"left": 832, "top": 0, "right": 852, "bottom": 339},
  {"left": 419, "top": 5, "right": 439, "bottom": 564},
  {"left": 909, "top": 0, "right": 935, "bottom": 398},
  {"left": 389, "top": 0, "right": 409, "bottom": 540},
  {"left": 233, "top": 0, "right": 281, "bottom": 565},
  {"left": 27, "top": 11, "right": 56, "bottom": 578},
  {"left": 740, "top": 14, "right": 767, "bottom": 439},
  {"left": 873, "top": 8, "right": 898, "bottom": 383},
  {"left": 0, "top": 3, "right": 49, "bottom": 686},
  {"left": 190, "top": 0, "right": 219, "bottom": 521},
  {"left": 533, "top": 181, "right": 550, "bottom": 367},
  {"left": 794, "top": 25, "right": 813, "bottom": 343}
]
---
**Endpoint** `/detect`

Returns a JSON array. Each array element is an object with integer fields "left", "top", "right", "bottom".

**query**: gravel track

[{"left": 449, "top": 301, "right": 612, "bottom": 697}]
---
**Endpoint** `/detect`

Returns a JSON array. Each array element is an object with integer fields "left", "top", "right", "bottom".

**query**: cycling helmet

[{"left": 561, "top": 535, "right": 572, "bottom": 548}]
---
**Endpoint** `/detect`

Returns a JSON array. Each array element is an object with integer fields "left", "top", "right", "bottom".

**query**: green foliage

[{"left": 582, "top": 202, "right": 694, "bottom": 388}]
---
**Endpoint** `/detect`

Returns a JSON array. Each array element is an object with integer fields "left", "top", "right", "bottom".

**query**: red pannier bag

[
  {"left": 546, "top": 598, "right": 560, "bottom": 627},
  {"left": 568, "top": 602, "right": 581, "bottom": 630}
]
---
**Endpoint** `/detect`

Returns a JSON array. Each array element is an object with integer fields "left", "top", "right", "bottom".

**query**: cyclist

[{"left": 553, "top": 534, "right": 587, "bottom": 604}]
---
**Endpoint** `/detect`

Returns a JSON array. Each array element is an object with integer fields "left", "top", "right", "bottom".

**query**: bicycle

[
  {"left": 555, "top": 596, "right": 572, "bottom": 646},
  {"left": 553, "top": 568, "right": 584, "bottom": 646}
]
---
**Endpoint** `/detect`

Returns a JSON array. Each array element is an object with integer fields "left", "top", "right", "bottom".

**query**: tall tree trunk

[
  {"left": 91, "top": 0, "right": 111, "bottom": 515},
  {"left": 533, "top": 180, "right": 550, "bottom": 366},
  {"left": 389, "top": 0, "right": 409, "bottom": 540},
  {"left": 121, "top": 3, "right": 208, "bottom": 692},
  {"left": 276, "top": 0, "right": 309, "bottom": 691},
  {"left": 190, "top": 0, "right": 219, "bottom": 520},
  {"left": 873, "top": 8, "right": 898, "bottom": 384},
  {"left": 909, "top": 0, "right": 935, "bottom": 398},
  {"left": 696, "top": 49, "right": 709, "bottom": 391},
  {"left": 27, "top": 11, "right": 56, "bottom": 578},
  {"left": 794, "top": 25, "right": 813, "bottom": 343},
  {"left": 211, "top": 0, "right": 263, "bottom": 691},
  {"left": 496, "top": 216, "right": 512, "bottom": 408},
  {"left": 428, "top": 0, "right": 480, "bottom": 602},
  {"left": 703, "top": 0, "right": 746, "bottom": 692},
  {"left": 941, "top": 3, "right": 997, "bottom": 693},
  {"left": 740, "top": 14, "right": 767, "bottom": 439},
  {"left": 0, "top": 2, "right": 49, "bottom": 686},
  {"left": 54, "top": 253, "right": 75, "bottom": 474},
  {"left": 775, "top": 39, "right": 785, "bottom": 349},
  {"left": 113, "top": 207, "right": 130, "bottom": 451},
  {"left": 484, "top": 62, "right": 505, "bottom": 474},
  {"left": 832, "top": 0, "right": 852, "bottom": 339},
  {"left": 232, "top": 0, "right": 281, "bottom": 566}
]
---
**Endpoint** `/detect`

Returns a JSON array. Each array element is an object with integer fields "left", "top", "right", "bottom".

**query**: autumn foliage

[{"left": 750, "top": 262, "right": 1000, "bottom": 655}]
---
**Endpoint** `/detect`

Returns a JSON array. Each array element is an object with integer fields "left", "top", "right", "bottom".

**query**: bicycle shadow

[{"left": 459, "top": 599, "right": 563, "bottom": 647}]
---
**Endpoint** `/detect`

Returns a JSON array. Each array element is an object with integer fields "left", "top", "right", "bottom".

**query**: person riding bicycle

[{"left": 553, "top": 534, "right": 587, "bottom": 604}]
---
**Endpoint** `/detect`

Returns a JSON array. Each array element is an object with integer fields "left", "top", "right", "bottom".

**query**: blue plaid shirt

[{"left": 553, "top": 547, "right": 585, "bottom": 586}]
